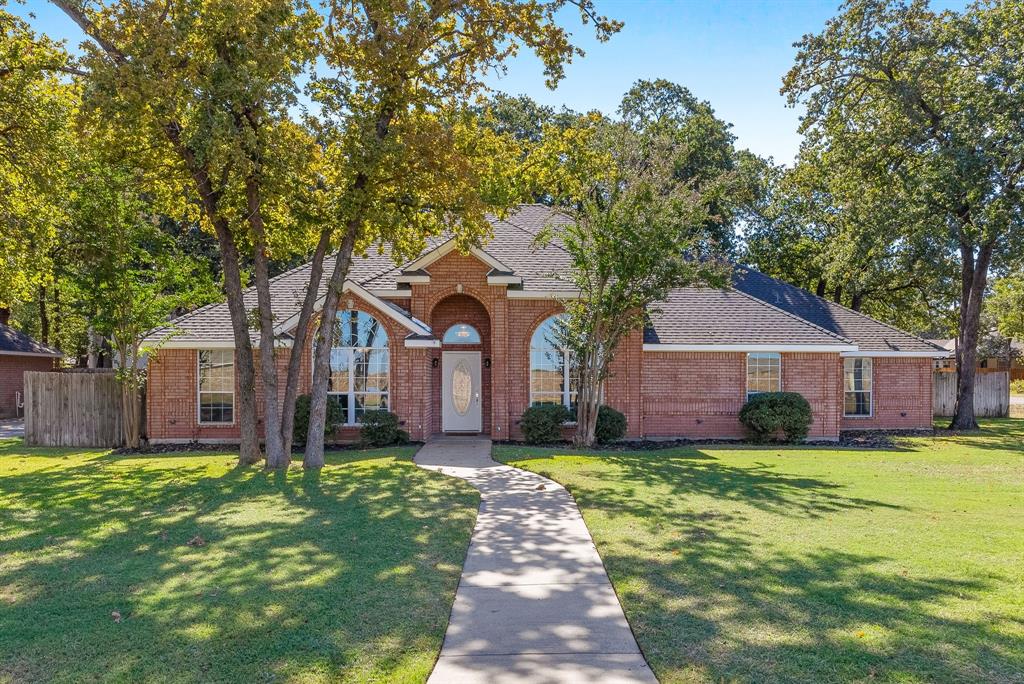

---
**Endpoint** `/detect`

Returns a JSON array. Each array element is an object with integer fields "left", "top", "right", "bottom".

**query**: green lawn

[
  {"left": 0, "top": 440, "right": 478, "bottom": 683},
  {"left": 495, "top": 420, "right": 1024, "bottom": 684}
]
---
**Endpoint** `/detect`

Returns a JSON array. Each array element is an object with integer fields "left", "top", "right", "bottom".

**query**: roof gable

[{"left": 0, "top": 324, "right": 62, "bottom": 357}]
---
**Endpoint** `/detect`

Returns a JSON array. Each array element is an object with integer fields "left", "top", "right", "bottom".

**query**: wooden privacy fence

[
  {"left": 24, "top": 370, "right": 124, "bottom": 447},
  {"left": 933, "top": 370, "right": 1009, "bottom": 417}
]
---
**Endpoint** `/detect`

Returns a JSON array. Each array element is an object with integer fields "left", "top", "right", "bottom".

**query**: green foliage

[
  {"left": 0, "top": 6, "right": 77, "bottom": 306},
  {"left": 359, "top": 411, "right": 409, "bottom": 447},
  {"left": 594, "top": 405, "right": 627, "bottom": 444},
  {"left": 292, "top": 395, "right": 345, "bottom": 447},
  {"left": 533, "top": 80, "right": 746, "bottom": 446},
  {"left": 738, "top": 392, "right": 813, "bottom": 443},
  {"left": 782, "top": 0, "right": 1024, "bottom": 426},
  {"left": 1010, "top": 379, "right": 1024, "bottom": 395},
  {"left": 520, "top": 404, "right": 572, "bottom": 444},
  {"left": 988, "top": 273, "right": 1024, "bottom": 341}
]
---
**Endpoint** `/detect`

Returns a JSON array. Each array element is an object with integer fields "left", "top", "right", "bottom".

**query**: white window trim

[
  {"left": 843, "top": 357, "right": 874, "bottom": 418},
  {"left": 318, "top": 311, "right": 390, "bottom": 427},
  {"left": 197, "top": 349, "right": 235, "bottom": 426},
  {"left": 745, "top": 352, "right": 782, "bottom": 402}
]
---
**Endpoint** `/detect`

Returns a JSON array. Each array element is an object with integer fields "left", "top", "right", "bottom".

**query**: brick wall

[
  {"left": 0, "top": 355, "right": 56, "bottom": 418},
  {"left": 840, "top": 357, "right": 933, "bottom": 430},
  {"left": 145, "top": 248, "right": 935, "bottom": 444},
  {"left": 641, "top": 351, "right": 843, "bottom": 439}
]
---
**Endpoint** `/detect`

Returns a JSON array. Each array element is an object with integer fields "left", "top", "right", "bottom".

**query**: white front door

[{"left": 442, "top": 351, "right": 482, "bottom": 432}]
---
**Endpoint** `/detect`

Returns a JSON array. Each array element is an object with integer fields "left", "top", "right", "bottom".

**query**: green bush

[
  {"left": 359, "top": 410, "right": 409, "bottom": 447},
  {"left": 594, "top": 405, "right": 627, "bottom": 444},
  {"left": 520, "top": 403, "right": 572, "bottom": 444},
  {"left": 1011, "top": 378, "right": 1024, "bottom": 395},
  {"left": 738, "top": 392, "right": 813, "bottom": 443},
  {"left": 292, "top": 394, "right": 345, "bottom": 447}
]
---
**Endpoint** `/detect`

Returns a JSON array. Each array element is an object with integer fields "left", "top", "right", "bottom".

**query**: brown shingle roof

[{"left": 146, "top": 205, "right": 943, "bottom": 354}]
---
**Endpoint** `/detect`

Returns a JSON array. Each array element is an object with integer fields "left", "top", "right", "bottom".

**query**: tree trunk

[
  {"left": 850, "top": 292, "right": 863, "bottom": 311},
  {"left": 38, "top": 285, "right": 49, "bottom": 345},
  {"left": 573, "top": 359, "right": 601, "bottom": 448},
  {"left": 86, "top": 325, "right": 102, "bottom": 369},
  {"left": 304, "top": 228, "right": 358, "bottom": 469},
  {"left": 815, "top": 279, "right": 827, "bottom": 298},
  {"left": 247, "top": 179, "right": 288, "bottom": 469},
  {"left": 279, "top": 229, "right": 332, "bottom": 456},
  {"left": 950, "top": 240, "right": 993, "bottom": 430}
]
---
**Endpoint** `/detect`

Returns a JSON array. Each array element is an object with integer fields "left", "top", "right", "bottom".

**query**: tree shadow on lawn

[
  {"left": 0, "top": 448, "right": 478, "bottom": 682},
  {"left": 606, "top": 535, "right": 1023, "bottom": 684},
  {"left": 520, "top": 447, "right": 905, "bottom": 520},
  {"left": 514, "top": 448, "right": 1024, "bottom": 683}
]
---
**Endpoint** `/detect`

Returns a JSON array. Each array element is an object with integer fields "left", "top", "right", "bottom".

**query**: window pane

[
  {"left": 353, "top": 349, "right": 389, "bottom": 393},
  {"left": 354, "top": 393, "right": 388, "bottom": 422},
  {"left": 327, "top": 393, "right": 349, "bottom": 418},
  {"left": 746, "top": 353, "right": 781, "bottom": 395},
  {"left": 329, "top": 348, "right": 351, "bottom": 393},
  {"left": 845, "top": 391, "right": 871, "bottom": 416},
  {"left": 442, "top": 323, "right": 481, "bottom": 344},
  {"left": 199, "top": 392, "right": 233, "bottom": 423},
  {"left": 844, "top": 358, "right": 872, "bottom": 392},
  {"left": 335, "top": 310, "right": 389, "bottom": 348},
  {"left": 199, "top": 349, "right": 233, "bottom": 392}
]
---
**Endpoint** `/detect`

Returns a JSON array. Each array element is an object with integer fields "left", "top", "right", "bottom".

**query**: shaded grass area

[
  {"left": 495, "top": 419, "right": 1024, "bottom": 684},
  {"left": 0, "top": 440, "right": 478, "bottom": 683}
]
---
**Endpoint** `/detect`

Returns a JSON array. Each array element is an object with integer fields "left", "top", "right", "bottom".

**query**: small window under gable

[{"left": 442, "top": 323, "right": 481, "bottom": 344}]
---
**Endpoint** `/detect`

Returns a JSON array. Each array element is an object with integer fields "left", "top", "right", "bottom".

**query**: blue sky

[{"left": 15, "top": 0, "right": 964, "bottom": 164}]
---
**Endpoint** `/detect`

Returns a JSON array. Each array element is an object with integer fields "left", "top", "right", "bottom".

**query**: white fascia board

[
  {"left": 840, "top": 350, "right": 952, "bottom": 358},
  {"left": 395, "top": 273, "right": 431, "bottom": 284},
  {"left": 272, "top": 280, "right": 431, "bottom": 337},
  {"left": 643, "top": 343, "right": 859, "bottom": 353},
  {"left": 369, "top": 289, "right": 412, "bottom": 299},
  {"left": 0, "top": 349, "right": 63, "bottom": 358},
  {"left": 505, "top": 289, "right": 580, "bottom": 300},
  {"left": 404, "top": 337, "right": 441, "bottom": 348},
  {"left": 156, "top": 339, "right": 236, "bottom": 349},
  {"left": 487, "top": 274, "right": 523, "bottom": 285},
  {"left": 155, "top": 338, "right": 294, "bottom": 350}
]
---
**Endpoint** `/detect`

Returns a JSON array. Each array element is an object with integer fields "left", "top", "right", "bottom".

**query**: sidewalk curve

[{"left": 416, "top": 436, "right": 656, "bottom": 684}]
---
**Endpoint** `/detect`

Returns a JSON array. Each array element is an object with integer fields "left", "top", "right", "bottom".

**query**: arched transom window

[
  {"left": 326, "top": 310, "right": 389, "bottom": 424},
  {"left": 530, "top": 315, "right": 578, "bottom": 411},
  {"left": 442, "top": 323, "right": 481, "bottom": 344}
]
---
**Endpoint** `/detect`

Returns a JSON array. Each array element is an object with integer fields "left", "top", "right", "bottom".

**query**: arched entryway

[{"left": 430, "top": 293, "right": 491, "bottom": 434}]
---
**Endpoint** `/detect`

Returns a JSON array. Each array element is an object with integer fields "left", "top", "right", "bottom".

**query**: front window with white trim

[
  {"left": 198, "top": 349, "right": 234, "bottom": 424},
  {"left": 746, "top": 352, "right": 781, "bottom": 400},
  {"left": 844, "top": 357, "right": 873, "bottom": 417},
  {"left": 327, "top": 310, "right": 389, "bottom": 424},
  {"left": 530, "top": 315, "right": 578, "bottom": 412}
]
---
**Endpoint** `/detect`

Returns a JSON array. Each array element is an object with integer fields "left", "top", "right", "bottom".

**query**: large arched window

[
  {"left": 326, "top": 310, "right": 389, "bottom": 424},
  {"left": 530, "top": 315, "right": 577, "bottom": 411}
]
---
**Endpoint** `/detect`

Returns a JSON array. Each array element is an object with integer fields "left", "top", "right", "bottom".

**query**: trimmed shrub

[
  {"left": 738, "top": 392, "right": 813, "bottom": 443},
  {"left": 594, "top": 405, "right": 627, "bottom": 444},
  {"left": 292, "top": 394, "right": 345, "bottom": 447},
  {"left": 520, "top": 403, "right": 572, "bottom": 444},
  {"left": 360, "top": 410, "right": 409, "bottom": 447}
]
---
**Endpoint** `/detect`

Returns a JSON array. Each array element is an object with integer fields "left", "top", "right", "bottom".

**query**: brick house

[
  {"left": 0, "top": 314, "right": 61, "bottom": 418},
  {"left": 144, "top": 205, "right": 949, "bottom": 444}
]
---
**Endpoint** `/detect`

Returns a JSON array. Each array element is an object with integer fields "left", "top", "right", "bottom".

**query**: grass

[
  {"left": 0, "top": 440, "right": 479, "bottom": 683},
  {"left": 494, "top": 419, "right": 1024, "bottom": 684}
]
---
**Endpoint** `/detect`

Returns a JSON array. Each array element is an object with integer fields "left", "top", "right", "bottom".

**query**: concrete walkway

[
  {"left": 0, "top": 419, "right": 24, "bottom": 439},
  {"left": 416, "top": 437, "right": 656, "bottom": 684}
]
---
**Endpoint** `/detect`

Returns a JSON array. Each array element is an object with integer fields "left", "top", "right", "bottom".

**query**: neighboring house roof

[
  {"left": 0, "top": 324, "right": 62, "bottom": 357},
  {"left": 146, "top": 204, "right": 948, "bottom": 356}
]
